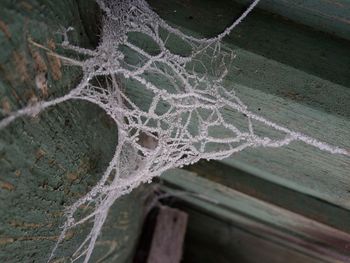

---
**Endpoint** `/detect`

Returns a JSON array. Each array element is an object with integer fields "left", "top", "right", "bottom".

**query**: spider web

[{"left": 0, "top": 0, "right": 348, "bottom": 262}]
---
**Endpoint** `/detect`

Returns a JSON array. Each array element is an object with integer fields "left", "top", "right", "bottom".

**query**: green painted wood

[
  {"left": 150, "top": 0, "right": 350, "bottom": 108},
  {"left": 0, "top": 1, "right": 146, "bottom": 262},
  {"left": 186, "top": 160, "right": 350, "bottom": 234},
  {"left": 134, "top": 0, "right": 350, "bottom": 210},
  {"left": 160, "top": 169, "right": 350, "bottom": 262},
  {"left": 1, "top": 0, "right": 350, "bottom": 261},
  {"left": 235, "top": 0, "right": 350, "bottom": 41}
]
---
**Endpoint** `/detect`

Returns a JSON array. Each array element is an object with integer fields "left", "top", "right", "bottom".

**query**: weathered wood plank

[
  {"left": 133, "top": 0, "right": 350, "bottom": 210},
  {"left": 160, "top": 169, "right": 350, "bottom": 262},
  {"left": 150, "top": 0, "right": 350, "bottom": 106},
  {"left": 1, "top": 0, "right": 350, "bottom": 261},
  {"left": 147, "top": 207, "right": 188, "bottom": 263},
  {"left": 186, "top": 160, "right": 350, "bottom": 234},
  {"left": 236, "top": 0, "right": 350, "bottom": 41},
  {"left": 0, "top": 1, "right": 145, "bottom": 262}
]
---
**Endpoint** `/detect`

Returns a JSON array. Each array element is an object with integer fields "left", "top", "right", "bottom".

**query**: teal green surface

[
  {"left": 1, "top": 0, "right": 350, "bottom": 262},
  {"left": 0, "top": 1, "right": 145, "bottom": 262}
]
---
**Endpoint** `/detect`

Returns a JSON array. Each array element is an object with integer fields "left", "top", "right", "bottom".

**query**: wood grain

[
  {"left": 0, "top": 1, "right": 145, "bottom": 262},
  {"left": 161, "top": 169, "right": 350, "bottom": 263},
  {"left": 147, "top": 207, "right": 188, "bottom": 263}
]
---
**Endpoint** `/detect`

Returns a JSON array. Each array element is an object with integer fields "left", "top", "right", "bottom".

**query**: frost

[{"left": 0, "top": 0, "right": 348, "bottom": 262}]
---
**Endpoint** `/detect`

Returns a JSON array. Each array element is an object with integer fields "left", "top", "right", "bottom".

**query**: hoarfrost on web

[{"left": 0, "top": 0, "right": 348, "bottom": 262}]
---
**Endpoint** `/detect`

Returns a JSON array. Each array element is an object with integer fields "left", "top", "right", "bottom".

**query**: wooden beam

[
  {"left": 234, "top": 0, "right": 350, "bottom": 41},
  {"left": 186, "top": 160, "right": 350, "bottom": 234},
  {"left": 160, "top": 169, "right": 350, "bottom": 262},
  {"left": 147, "top": 207, "right": 188, "bottom": 263},
  {"left": 0, "top": 1, "right": 145, "bottom": 262},
  {"left": 129, "top": 0, "right": 350, "bottom": 210},
  {"left": 1, "top": 0, "right": 350, "bottom": 261}
]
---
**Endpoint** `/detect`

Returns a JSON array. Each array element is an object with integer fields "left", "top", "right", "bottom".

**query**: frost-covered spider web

[{"left": 0, "top": 0, "right": 349, "bottom": 262}]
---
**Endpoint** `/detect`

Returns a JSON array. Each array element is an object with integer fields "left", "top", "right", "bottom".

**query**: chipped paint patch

[
  {"left": 67, "top": 171, "right": 78, "bottom": 182},
  {"left": 1, "top": 181, "right": 15, "bottom": 191},
  {"left": 14, "top": 169, "right": 21, "bottom": 177},
  {"left": 0, "top": 237, "right": 15, "bottom": 245},
  {"left": 47, "top": 39, "right": 62, "bottom": 80},
  {"left": 30, "top": 47, "right": 48, "bottom": 97},
  {"left": 26, "top": 94, "right": 41, "bottom": 119},
  {"left": 66, "top": 157, "right": 94, "bottom": 183},
  {"left": 0, "top": 20, "right": 11, "bottom": 39},
  {"left": 0, "top": 231, "right": 74, "bottom": 244},
  {"left": 8, "top": 220, "right": 53, "bottom": 229},
  {"left": 1, "top": 97, "right": 11, "bottom": 114},
  {"left": 31, "top": 49, "right": 47, "bottom": 73},
  {"left": 35, "top": 148, "right": 46, "bottom": 163},
  {"left": 35, "top": 72, "right": 48, "bottom": 97},
  {"left": 13, "top": 51, "right": 30, "bottom": 82}
]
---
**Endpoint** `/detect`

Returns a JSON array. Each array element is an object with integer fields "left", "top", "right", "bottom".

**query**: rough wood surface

[
  {"left": 161, "top": 169, "right": 350, "bottom": 263},
  {"left": 186, "top": 160, "right": 350, "bottom": 234},
  {"left": 235, "top": 0, "right": 350, "bottom": 41},
  {"left": 1, "top": 0, "right": 350, "bottom": 262},
  {"left": 143, "top": 0, "right": 350, "bottom": 210},
  {"left": 0, "top": 1, "right": 145, "bottom": 262},
  {"left": 147, "top": 207, "right": 188, "bottom": 263}
]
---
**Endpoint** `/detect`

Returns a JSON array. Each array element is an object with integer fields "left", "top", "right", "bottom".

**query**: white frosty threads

[{"left": 0, "top": 0, "right": 349, "bottom": 262}]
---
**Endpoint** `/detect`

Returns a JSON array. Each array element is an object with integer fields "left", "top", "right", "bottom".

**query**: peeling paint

[
  {"left": 1, "top": 97, "right": 11, "bottom": 114},
  {"left": 35, "top": 72, "right": 48, "bottom": 97},
  {"left": 0, "top": 20, "right": 11, "bottom": 39},
  {"left": 47, "top": 39, "right": 62, "bottom": 80},
  {"left": 66, "top": 157, "right": 94, "bottom": 183},
  {"left": 0, "top": 230, "right": 74, "bottom": 244},
  {"left": 0, "top": 237, "right": 15, "bottom": 245},
  {"left": 12, "top": 51, "right": 30, "bottom": 83},
  {"left": 35, "top": 148, "right": 46, "bottom": 163},
  {"left": 31, "top": 49, "right": 47, "bottom": 73},
  {"left": 14, "top": 169, "right": 21, "bottom": 177},
  {"left": 8, "top": 220, "right": 53, "bottom": 229},
  {"left": 0, "top": 181, "right": 15, "bottom": 191},
  {"left": 30, "top": 47, "right": 48, "bottom": 97}
]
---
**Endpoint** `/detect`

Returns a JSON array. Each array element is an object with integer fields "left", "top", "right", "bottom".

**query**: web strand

[{"left": 0, "top": 0, "right": 348, "bottom": 262}]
